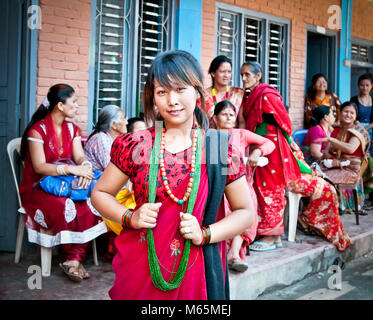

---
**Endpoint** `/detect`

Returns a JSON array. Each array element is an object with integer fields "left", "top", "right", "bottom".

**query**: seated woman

[
  {"left": 304, "top": 73, "right": 341, "bottom": 128},
  {"left": 126, "top": 116, "right": 147, "bottom": 133},
  {"left": 84, "top": 105, "right": 128, "bottom": 260},
  {"left": 286, "top": 147, "right": 351, "bottom": 252},
  {"left": 84, "top": 105, "right": 128, "bottom": 172},
  {"left": 316, "top": 101, "right": 370, "bottom": 214},
  {"left": 19, "top": 84, "right": 107, "bottom": 282},
  {"left": 302, "top": 106, "right": 335, "bottom": 165},
  {"left": 213, "top": 100, "right": 275, "bottom": 271}
]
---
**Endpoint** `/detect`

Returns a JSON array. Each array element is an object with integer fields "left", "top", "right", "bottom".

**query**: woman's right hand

[{"left": 131, "top": 203, "right": 162, "bottom": 229}]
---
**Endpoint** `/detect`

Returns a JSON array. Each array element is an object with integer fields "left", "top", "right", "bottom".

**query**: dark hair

[
  {"left": 87, "top": 104, "right": 124, "bottom": 141},
  {"left": 142, "top": 50, "right": 209, "bottom": 130},
  {"left": 208, "top": 55, "right": 232, "bottom": 86},
  {"left": 310, "top": 105, "right": 331, "bottom": 126},
  {"left": 340, "top": 101, "right": 358, "bottom": 116},
  {"left": 127, "top": 116, "right": 145, "bottom": 133},
  {"left": 306, "top": 73, "right": 330, "bottom": 101},
  {"left": 213, "top": 100, "right": 236, "bottom": 116},
  {"left": 358, "top": 72, "right": 373, "bottom": 85},
  {"left": 20, "top": 83, "right": 75, "bottom": 159}
]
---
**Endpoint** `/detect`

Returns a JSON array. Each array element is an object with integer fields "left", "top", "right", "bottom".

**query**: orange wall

[
  {"left": 37, "top": 0, "right": 91, "bottom": 133},
  {"left": 351, "top": 0, "right": 373, "bottom": 42}
]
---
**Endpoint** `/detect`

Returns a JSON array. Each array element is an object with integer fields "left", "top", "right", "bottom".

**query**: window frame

[
  {"left": 215, "top": 2, "right": 290, "bottom": 105},
  {"left": 88, "top": 0, "right": 175, "bottom": 134}
]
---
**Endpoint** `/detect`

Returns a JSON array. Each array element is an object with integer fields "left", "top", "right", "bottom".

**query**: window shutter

[
  {"left": 94, "top": 0, "right": 127, "bottom": 123},
  {"left": 268, "top": 23, "right": 285, "bottom": 94},
  {"left": 136, "top": 0, "right": 170, "bottom": 109},
  {"left": 217, "top": 11, "right": 236, "bottom": 61},
  {"left": 244, "top": 17, "right": 262, "bottom": 63},
  {"left": 352, "top": 43, "right": 369, "bottom": 63}
]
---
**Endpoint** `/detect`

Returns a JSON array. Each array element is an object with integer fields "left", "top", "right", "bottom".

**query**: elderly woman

[
  {"left": 84, "top": 105, "right": 128, "bottom": 260},
  {"left": 317, "top": 101, "right": 371, "bottom": 214},
  {"left": 238, "top": 61, "right": 301, "bottom": 251},
  {"left": 84, "top": 105, "right": 128, "bottom": 172},
  {"left": 304, "top": 73, "right": 341, "bottom": 128}
]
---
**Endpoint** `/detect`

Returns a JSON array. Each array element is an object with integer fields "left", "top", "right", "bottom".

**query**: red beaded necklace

[
  {"left": 159, "top": 124, "right": 198, "bottom": 206},
  {"left": 212, "top": 85, "right": 230, "bottom": 106}
]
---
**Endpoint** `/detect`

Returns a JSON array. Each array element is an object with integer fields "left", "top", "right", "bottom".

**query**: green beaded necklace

[{"left": 147, "top": 121, "right": 202, "bottom": 291}]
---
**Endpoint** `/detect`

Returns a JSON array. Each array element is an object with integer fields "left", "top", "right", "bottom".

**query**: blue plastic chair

[{"left": 292, "top": 129, "right": 308, "bottom": 147}]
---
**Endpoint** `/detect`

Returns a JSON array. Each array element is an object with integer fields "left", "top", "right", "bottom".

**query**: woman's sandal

[
  {"left": 59, "top": 261, "right": 83, "bottom": 283},
  {"left": 228, "top": 258, "right": 248, "bottom": 272},
  {"left": 297, "top": 221, "right": 316, "bottom": 236},
  {"left": 79, "top": 264, "right": 90, "bottom": 280}
]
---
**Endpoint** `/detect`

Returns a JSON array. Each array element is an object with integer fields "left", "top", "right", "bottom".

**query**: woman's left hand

[{"left": 179, "top": 213, "right": 203, "bottom": 246}]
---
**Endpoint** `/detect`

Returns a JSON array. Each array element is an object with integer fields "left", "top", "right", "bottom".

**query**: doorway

[
  {"left": 0, "top": 0, "right": 37, "bottom": 251},
  {"left": 306, "top": 30, "right": 337, "bottom": 94}
]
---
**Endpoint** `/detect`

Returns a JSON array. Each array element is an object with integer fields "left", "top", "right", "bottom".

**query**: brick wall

[
  {"left": 37, "top": 0, "right": 91, "bottom": 133},
  {"left": 201, "top": 0, "right": 342, "bottom": 130},
  {"left": 351, "top": 0, "right": 373, "bottom": 42}
]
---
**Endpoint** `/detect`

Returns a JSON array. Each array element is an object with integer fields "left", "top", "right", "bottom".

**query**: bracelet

[
  {"left": 56, "top": 165, "right": 67, "bottom": 176},
  {"left": 200, "top": 226, "right": 211, "bottom": 246},
  {"left": 121, "top": 208, "right": 134, "bottom": 229},
  {"left": 81, "top": 160, "right": 92, "bottom": 168}
]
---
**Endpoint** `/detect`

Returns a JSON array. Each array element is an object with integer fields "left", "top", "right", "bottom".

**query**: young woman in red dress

[
  {"left": 91, "top": 50, "right": 254, "bottom": 300},
  {"left": 19, "top": 84, "right": 107, "bottom": 282}
]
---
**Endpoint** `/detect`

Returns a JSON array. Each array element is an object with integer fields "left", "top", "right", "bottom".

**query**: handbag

[{"left": 39, "top": 170, "right": 102, "bottom": 200}]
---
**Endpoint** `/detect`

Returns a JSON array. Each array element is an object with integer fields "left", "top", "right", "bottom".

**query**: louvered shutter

[
  {"left": 352, "top": 43, "right": 369, "bottom": 63},
  {"left": 217, "top": 11, "right": 236, "bottom": 61},
  {"left": 137, "top": 0, "right": 169, "bottom": 109},
  {"left": 94, "top": 0, "right": 126, "bottom": 123},
  {"left": 268, "top": 23, "right": 285, "bottom": 94},
  {"left": 244, "top": 17, "right": 262, "bottom": 63}
]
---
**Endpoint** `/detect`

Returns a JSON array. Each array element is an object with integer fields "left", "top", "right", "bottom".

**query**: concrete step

[{"left": 229, "top": 211, "right": 373, "bottom": 299}]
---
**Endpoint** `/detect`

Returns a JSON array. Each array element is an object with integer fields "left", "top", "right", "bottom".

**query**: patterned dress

[
  {"left": 287, "top": 174, "right": 351, "bottom": 252},
  {"left": 20, "top": 114, "right": 107, "bottom": 262}
]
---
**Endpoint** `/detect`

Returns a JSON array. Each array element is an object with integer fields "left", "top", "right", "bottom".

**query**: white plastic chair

[
  {"left": 285, "top": 191, "right": 303, "bottom": 242},
  {"left": 7, "top": 137, "right": 98, "bottom": 277}
]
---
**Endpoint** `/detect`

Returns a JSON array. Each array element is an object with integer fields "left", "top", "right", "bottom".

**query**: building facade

[{"left": 1, "top": 0, "right": 373, "bottom": 250}]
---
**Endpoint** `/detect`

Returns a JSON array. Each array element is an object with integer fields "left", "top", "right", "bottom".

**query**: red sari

[
  {"left": 19, "top": 114, "right": 107, "bottom": 262},
  {"left": 241, "top": 84, "right": 301, "bottom": 236},
  {"left": 109, "top": 127, "right": 246, "bottom": 300}
]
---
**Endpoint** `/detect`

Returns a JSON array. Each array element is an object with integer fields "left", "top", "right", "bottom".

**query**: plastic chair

[
  {"left": 292, "top": 129, "right": 308, "bottom": 147},
  {"left": 284, "top": 191, "right": 303, "bottom": 242},
  {"left": 7, "top": 137, "right": 99, "bottom": 277}
]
